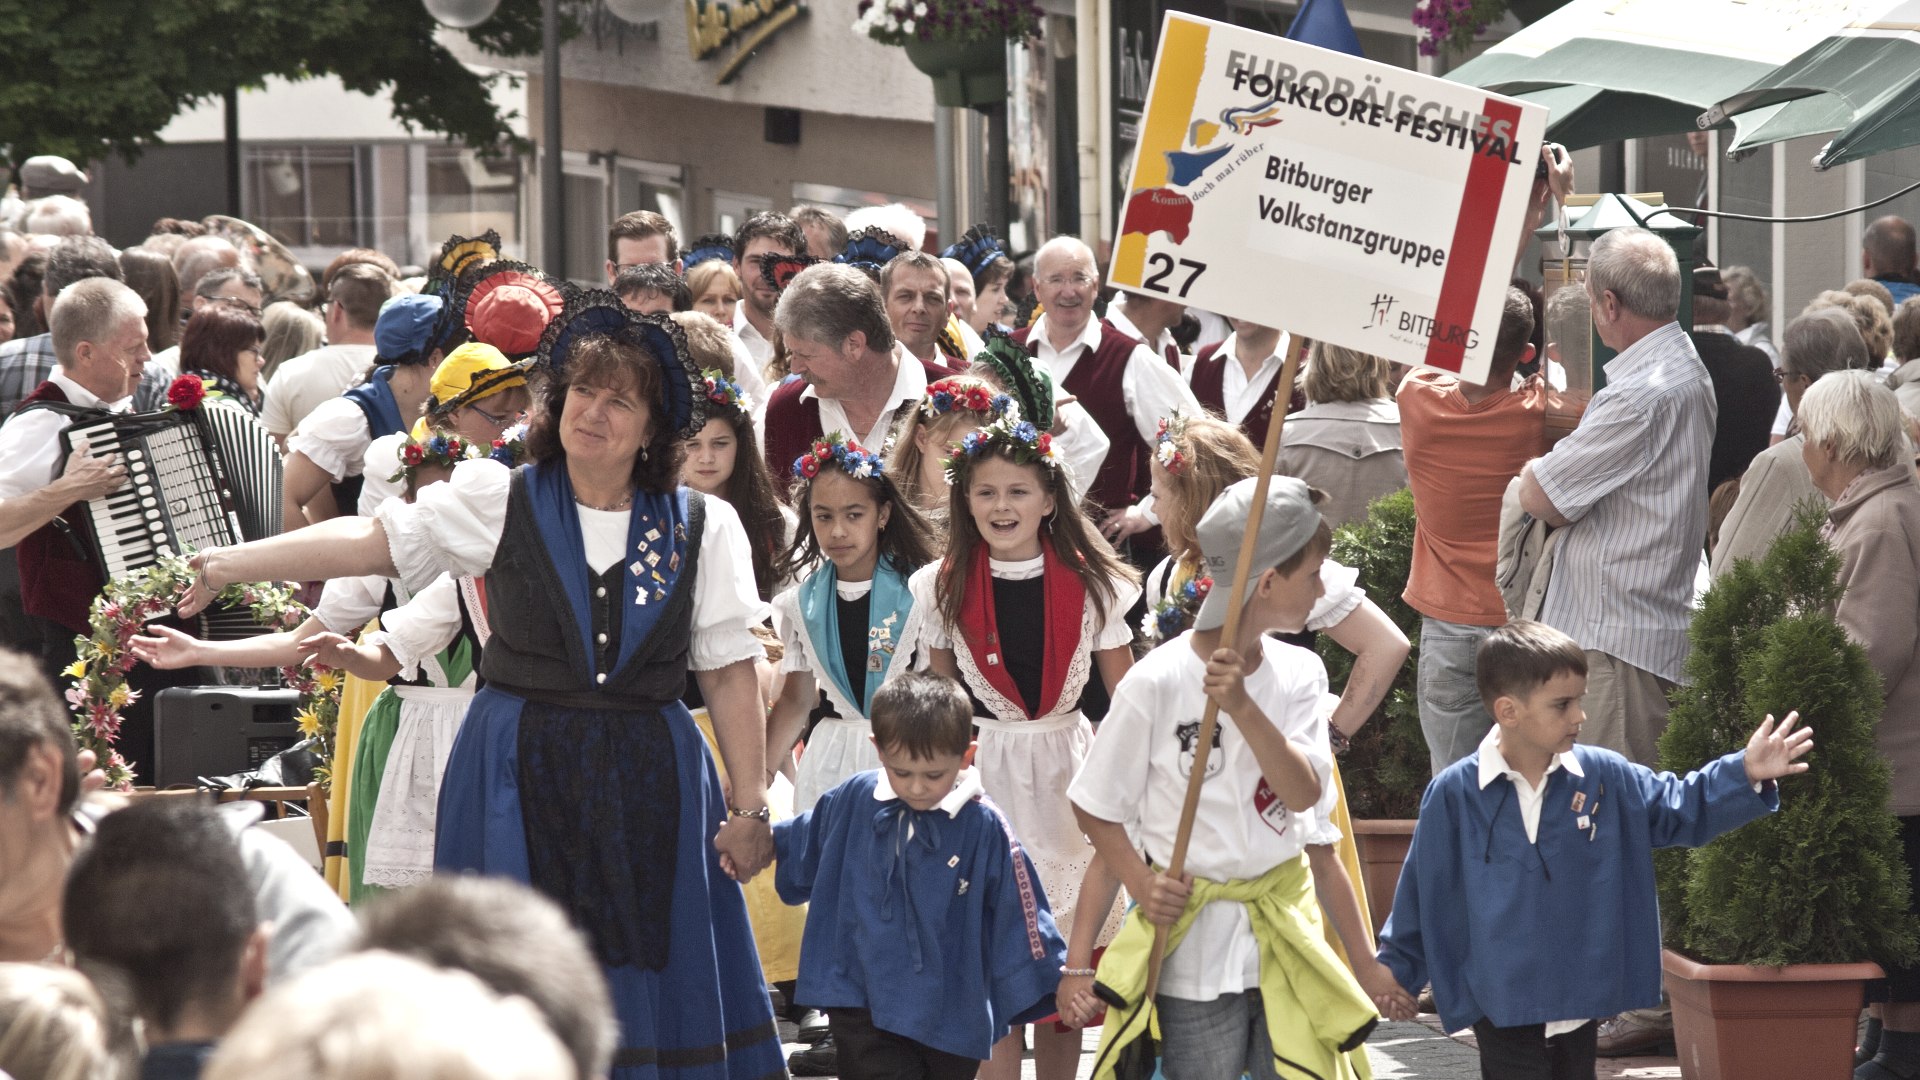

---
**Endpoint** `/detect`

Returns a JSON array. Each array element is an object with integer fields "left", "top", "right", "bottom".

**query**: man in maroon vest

[
  {"left": 1013, "top": 237, "right": 1199, "bottom": 547},
  {"left": 760, "top": 264, "right": 953, "bottom": 485},
  {"left": 1188, "top": 316, "right": 1303, "bottom": 449},
  {"left": 1103, "top": 290, "right": 1186, "bottom": 373}
]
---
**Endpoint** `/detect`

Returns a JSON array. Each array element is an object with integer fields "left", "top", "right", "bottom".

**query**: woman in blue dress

[{"left": 181, "top": 292, "right": 785, "bottom": 1080}]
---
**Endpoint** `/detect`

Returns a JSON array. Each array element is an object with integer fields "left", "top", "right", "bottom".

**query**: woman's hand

[
  {"left": 176, "top": 549, "right": 224, "bottom": 618},
  {"left": 714, "top": 815, "right": 774, "bottom": 882},
  {"left": 295, "top": 632, "right": 371, "bottom": 671},
  {"left": 127, "top": 624, "right": 204, "bottom": 669}
]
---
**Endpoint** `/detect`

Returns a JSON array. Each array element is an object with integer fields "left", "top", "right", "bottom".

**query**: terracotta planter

[
  {"left": 1351, "top": 818, "right": 1416, "bottom": 935},
  {"left": 902, "top": 35, "right": 1009, "bottom": 109},
  {"left": 1662, "top": 948, "right": 1880, "bottom": 1080}
]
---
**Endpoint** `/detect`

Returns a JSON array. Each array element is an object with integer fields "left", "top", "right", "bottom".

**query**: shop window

[
  {"left": 427, "top": 147, "right": 522, "bottom": 253},
  {"left": 244, "top": 145, "right": 363, "bottom": 249}
]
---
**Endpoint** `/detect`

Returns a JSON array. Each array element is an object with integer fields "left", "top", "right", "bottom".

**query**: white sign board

[{"left": 1109, "top": 13, "right": 1547, "bottom": 384}]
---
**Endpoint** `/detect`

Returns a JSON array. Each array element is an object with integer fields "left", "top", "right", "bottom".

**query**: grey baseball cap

[{"left": 1191, "top": 475, "right": 1322, "bottom": 632}]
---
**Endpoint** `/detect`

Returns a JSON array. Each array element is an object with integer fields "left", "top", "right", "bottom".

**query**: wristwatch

[{"left": 729, "top": 805, "right": 771, "bottom": 822}]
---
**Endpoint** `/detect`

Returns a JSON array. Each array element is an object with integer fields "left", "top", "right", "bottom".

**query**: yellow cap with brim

[{"left": 428, "top": 342, "right": 530, "bottom": 419}]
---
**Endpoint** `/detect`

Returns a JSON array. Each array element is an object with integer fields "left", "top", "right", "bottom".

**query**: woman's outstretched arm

[{"left": 178, "top": 517, "right": 398, "bottom": 616}]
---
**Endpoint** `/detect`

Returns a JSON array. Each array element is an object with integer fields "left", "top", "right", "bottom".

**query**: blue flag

[{"left": 1287, "top": 0, "right": 1364, "bottom": 58}]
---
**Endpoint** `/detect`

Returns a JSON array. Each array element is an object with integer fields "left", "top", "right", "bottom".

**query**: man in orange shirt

[{"left": 1397, "top": 287, "right": 1549, "bottom": 772}]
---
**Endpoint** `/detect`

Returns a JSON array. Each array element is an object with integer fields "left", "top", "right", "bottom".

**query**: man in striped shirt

[{"left": 1517, "top": 227, "right": 1715, "bottom": 769}]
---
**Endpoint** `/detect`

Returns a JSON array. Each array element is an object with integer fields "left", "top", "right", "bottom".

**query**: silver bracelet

[{"left": 1060, "top": 965, "right": 1096, "bottom": 977}]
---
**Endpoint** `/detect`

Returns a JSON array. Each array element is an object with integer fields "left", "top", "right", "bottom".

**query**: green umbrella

[
  {"left": 1447, "top": 0, "right": 1883, "bottom": 148},
  {"left": 1704, "top": 1, "right": 1920, "bottom": 168}
]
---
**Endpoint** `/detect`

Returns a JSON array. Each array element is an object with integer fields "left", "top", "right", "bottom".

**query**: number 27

[{"left": 1142, "top": 254, "right": 1206, "bottom": 298}]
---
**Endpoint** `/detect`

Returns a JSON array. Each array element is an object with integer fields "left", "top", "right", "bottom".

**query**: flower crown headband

[
  {"left": 702, "top": 368, "right": 753, "bottom": 417},
  {"left": 793, "top": 432, "right": 884, "bottom": 481},
  {"left": 1154, "top": 413, "right": 1194, "bottom": 475},
  {"left": 921, "top": 378, "right": 1015, "bottom": 422},
  {"left": 944, "top": 415, "right": 1060, "bottom": 485},
  {"left": 388, "top": 423, "right": 527, "bottom": 483}
]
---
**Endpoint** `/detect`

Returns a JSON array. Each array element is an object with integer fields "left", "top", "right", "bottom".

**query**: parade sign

[{"left": 1111, "top": 14, "right": 1547, "bottom": 384}]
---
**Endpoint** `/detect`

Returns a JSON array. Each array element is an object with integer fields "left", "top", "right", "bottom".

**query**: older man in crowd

[
  {"left": 1014, "top": 236, "right": 1199, "bottom": 545},
  {"left": 1689, "top": 266, "right": 1778, "bottom": 494},
  {"left": 1519, "top": 226, "right": 1715, "bottom": 768},
  {"left": 1711, "top": 308, "right": 1873, "bottom": 576},
  {"left": 1863, "top": 216, "right": 1920, "bottom": 306},
  {"left": 0, "top": 237, "right": 170, "bottom": 415},
  {"left": 761, "top": 263, "right": 948, "bottom": 478},
  {"left": 880, "top": 250, "right": 968, "bottom": 371},
  {"left": 1517, "top": 225, "right": 1717, "bottom": 1060},
  {"left": 138, "top": 264, "right": 266, "bottom": 397}
]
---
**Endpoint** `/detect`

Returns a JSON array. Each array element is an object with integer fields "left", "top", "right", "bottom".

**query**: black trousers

[
  {"left": 1471, "top": 1019, "right": 1596, "bottom": 1080},
  {"left": 827, "top": 1009, "right": 978, "bottom": 1080}
]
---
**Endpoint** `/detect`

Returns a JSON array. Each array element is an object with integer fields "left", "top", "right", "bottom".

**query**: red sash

[{"left": 955, "top": 539, "right": 1086, "bottom": 719}]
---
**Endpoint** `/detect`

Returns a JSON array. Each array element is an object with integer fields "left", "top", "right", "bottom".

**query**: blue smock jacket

[{"left": 1377, "top": 746, "right": 1777, "bottom": 1032}]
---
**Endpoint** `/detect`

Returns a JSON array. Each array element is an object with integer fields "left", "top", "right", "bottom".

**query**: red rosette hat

[{"left": 461, "top": 260, "right": 566, "bottom": 360}]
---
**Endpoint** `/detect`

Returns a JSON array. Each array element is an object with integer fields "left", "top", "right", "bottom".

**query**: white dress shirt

[
  {"left": 1476, "top": 726, "right": 1590, "bottom": 1039},
  {"left": 1028, "top": 313, "right": 1201, "bottom": 447},
  {"left": 1213, "top": 331, "right": 1290, "bottom": 425},
  {"left": 0, "top": 369, "right": 131, "bottom": 499},
  {"left": 733, "top": 302, "right": 775, "bottom": 372},
  {"left": 1104, "top": 302, "right": 1185, "bottom": 374},
  {"left": 802, "top": 343, "right": 930, "bottom": 452}
]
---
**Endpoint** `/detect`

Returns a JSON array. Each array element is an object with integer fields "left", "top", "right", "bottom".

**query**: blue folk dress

[{"left": 374, "top": 457, "right": 784, "bottom": 1080}]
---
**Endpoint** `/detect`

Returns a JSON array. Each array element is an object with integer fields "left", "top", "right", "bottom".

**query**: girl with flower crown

[
  {"left": 767, "top": 434, "right": 938, "bottom": 812},
  {"left": 130, "top": 432, "right": 520, "bottom": 898},
  {"left": 682, "top": 368, "right": 790, "bottom": 603},
  {"left": 889, "top": 375, "right": 1014, "bottom": 517},
  {"left": 897, "top": 414, "right": 1140, "bottom": 1080}
]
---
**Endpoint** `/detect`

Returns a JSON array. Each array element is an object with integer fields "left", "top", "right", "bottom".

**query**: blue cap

[{"left": 375, "top": 293, "right": 445, "bottom": 364}]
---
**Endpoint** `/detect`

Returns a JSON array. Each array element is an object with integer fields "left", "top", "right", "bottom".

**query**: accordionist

[{"left": 0, "top": 278, "right": 196, "bottom": 780}]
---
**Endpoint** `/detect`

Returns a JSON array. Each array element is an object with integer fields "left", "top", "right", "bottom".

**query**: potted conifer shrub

[
  {"left": 1656, "top": 509, "right": 1918, "bottom": 1080},
  {"left": 1318, "top": 487, "right": 1429, "bottom": 932}
]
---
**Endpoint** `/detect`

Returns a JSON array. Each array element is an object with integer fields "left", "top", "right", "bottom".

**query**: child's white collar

[
  {"left": 1476, "top": 726, "right": 1584, "bottom": 789},
  {"left": 873, "top": 766, "right": 984, "bottom": 817}
]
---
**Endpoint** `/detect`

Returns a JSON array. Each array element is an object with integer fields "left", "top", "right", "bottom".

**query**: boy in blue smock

[
  {"left": 772, "top": 671, "right": 1067, "bottom": 1080},
  {"left": 1373, "top": 619, "right": 1812, "bottom": 1080}
]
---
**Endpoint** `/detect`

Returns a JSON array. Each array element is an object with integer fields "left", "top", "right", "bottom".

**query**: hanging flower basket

[
  {"left": 854, "top": 0, "right": 1040, "bottom": 109},
  {"left": 903, "top": 35, "right": 1009, "bottom": 108}
]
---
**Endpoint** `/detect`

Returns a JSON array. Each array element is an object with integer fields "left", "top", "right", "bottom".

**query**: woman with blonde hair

[
  {"left": 260, "top": 300, "right": 326, "bottom": 382},
  {"left": 1279, "top": 342, "right": 1405, "bottom": 527},
  {"left": 888, "top": 373, "right": 1008, "bottom": 516},
  {"left": 0, "top": 963, "right": 118, "bottom": 1080}
]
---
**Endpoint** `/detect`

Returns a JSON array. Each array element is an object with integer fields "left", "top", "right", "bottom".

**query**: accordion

[{"left": 59, "top": 402, "right": 282, "bottom": 634}]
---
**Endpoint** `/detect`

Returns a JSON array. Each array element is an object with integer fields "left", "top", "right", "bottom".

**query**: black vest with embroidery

[{"left": 478, "top": 469, "right": 706, "bottom": 708}]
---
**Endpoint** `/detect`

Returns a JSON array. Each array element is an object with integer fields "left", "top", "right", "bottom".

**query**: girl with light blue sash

[{"left": 767, "top": 433, "right": 939, "bottom": 812}]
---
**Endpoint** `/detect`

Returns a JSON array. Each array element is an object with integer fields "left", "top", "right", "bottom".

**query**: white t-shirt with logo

[{"left": 1067, "top": 631, "right": 1335, "bottom": 1002}]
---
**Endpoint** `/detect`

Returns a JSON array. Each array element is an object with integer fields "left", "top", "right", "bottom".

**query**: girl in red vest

[{"left": 900, "top": 415, "right": 1138, "bottom": 1080}]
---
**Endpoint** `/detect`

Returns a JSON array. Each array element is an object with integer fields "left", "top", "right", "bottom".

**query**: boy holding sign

[{"left": 1068, "top": 477, "right": 1389, "bottom": 1080}]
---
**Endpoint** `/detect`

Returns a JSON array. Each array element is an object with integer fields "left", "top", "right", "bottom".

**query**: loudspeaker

[
  {"left": 153, "top": 686, "right": 303, "bottom": 789},
  {"left": 765, "top": 107, "right": 801, "bottom": 145}
]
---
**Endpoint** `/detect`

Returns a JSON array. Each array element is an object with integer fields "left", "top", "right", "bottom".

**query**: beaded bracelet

[{"left": 1060, "top": 965, "right": 1097, "bottom": 977}]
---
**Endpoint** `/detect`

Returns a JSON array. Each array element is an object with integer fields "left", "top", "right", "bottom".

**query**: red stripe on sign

[{"left": 1424, "top": 98, "right": 1526, "bottom": 373}]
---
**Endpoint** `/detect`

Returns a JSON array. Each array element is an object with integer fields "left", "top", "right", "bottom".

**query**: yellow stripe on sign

[{"left": 1114, "top": 14, "right": 1211, "bottom": 288}]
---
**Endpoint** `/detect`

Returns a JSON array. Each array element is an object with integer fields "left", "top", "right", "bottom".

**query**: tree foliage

[
  {"left": 1656, "top": 503, "right": 1920, "bottom": 968},
  {"left": 1318, "top": 486, "right": 1430, "bottom": 820},
  {"left": 0, "top": 0, "right": 553, "bottom": 172}
]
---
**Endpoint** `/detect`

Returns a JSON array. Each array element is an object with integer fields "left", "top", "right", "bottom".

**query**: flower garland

[
  {"left": 1154, "top": 413, "right": 1192, "bottom": 475},
  {"left": 64, "top": 553, "right": 342, "bottom": 791},
  {"left": 922, "top": 377, "right": 1014, "bottom": 422},
  {"left": 388, "top": 432, "right": 474, "bottom": 483},
  {"left": 488, "top": 421, "right": 528, "bottom": 467},
  {"left": 794, "top": 432, "right": 884, "bottom": 481},
  {"left": 1141, "top": 565, "right": 1213, "bottom": 645},
  {"left": 944, "top": 414, "right": 1058, "bottom": 484}
]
